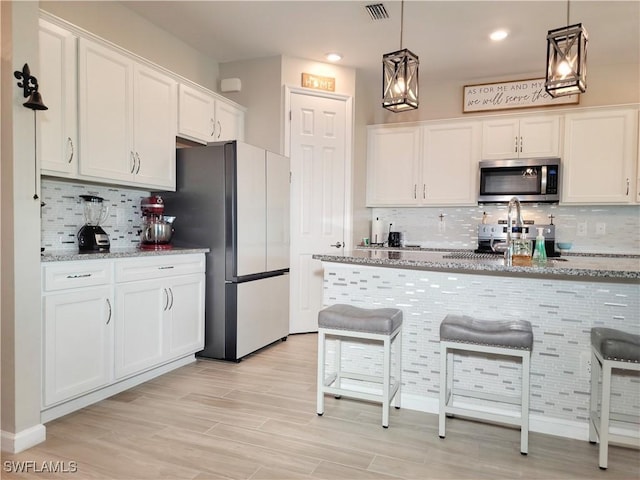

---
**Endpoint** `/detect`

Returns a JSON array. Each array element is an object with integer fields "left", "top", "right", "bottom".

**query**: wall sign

[
  {"left": 301, "top": 73, "right": 335, "bottom": 92},
  {"left": 463, "top": 78, "right": 579, "bottom": 113}
]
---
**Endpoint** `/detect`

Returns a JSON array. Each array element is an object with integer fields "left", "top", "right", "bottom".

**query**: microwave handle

[{"left": 540, "top": 165, "right": 547, "bottom": 194}]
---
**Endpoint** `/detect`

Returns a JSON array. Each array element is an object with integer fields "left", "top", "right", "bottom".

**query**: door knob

[{"left": 330, "top": 242, "right": 343, "bottom": 248}]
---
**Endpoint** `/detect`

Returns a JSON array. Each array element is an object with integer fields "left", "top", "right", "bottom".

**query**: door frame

[{"left": 283, "top": 85, "right": 354, "bottom": 251}]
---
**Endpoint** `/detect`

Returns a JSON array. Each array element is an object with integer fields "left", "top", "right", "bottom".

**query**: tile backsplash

[
  {"left": 41, "top": 178, "right": 150, "bottom": 251},
  {"left": 41, "top": 178, "right": 640, "bottom": 255},
  {"left": 371, "top": 204, "right": 640, "bottom": 254}
]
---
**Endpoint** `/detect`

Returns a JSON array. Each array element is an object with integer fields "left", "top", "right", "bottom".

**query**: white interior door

[{"left": 288, "top": 92, "right": 349, "bottom": 333}]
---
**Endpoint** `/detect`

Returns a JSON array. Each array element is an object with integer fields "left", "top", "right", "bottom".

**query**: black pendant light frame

[
  {"left": 544, "top": 1, "right": 588, "bottom": 98},
  {"left": 382, "top": 0, "right": 419, "bottom": 112}
]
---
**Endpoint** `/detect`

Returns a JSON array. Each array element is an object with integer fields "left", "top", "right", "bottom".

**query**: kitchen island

[{"left": 313, "top": 249, "right": 640, "bottom": 441}]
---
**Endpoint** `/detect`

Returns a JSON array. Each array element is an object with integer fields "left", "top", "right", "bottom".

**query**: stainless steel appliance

[
  {"left": 139, "top": 195, "right": 175, "bottom": 250},
  {"left": 160, "top": 141, "right": 290, "bottom": 361},
  {"left": 476, "top": 222, "right": 559, "bottom": 257},
  {"left": 77, "top": 195, "right": 110, "bottom": 252},
  {"left": 478, "top": 157, "right": 560, "bottom": 203}
]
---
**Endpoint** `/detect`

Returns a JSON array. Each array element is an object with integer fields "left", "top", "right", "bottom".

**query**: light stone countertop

[
  {"left": 313, "top": 249, "right": 640, "bottom": 282},
  {"left": 41, "top": 247, "right": 209, "bottom": 262}
]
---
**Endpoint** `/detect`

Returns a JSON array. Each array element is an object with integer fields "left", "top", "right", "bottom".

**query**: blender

[
  {"left": 77, "top": 195, "right": 110, "bottom": 252},
  {"left": 139, "top": 195, "right": 175, "bottom": 250}
]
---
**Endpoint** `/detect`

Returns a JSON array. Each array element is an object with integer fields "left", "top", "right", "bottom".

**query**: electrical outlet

[
  {"left": 577, "top": 222, "right": 587, "bottom": 237},
  {"left": 596, "top": 222, "right": 606, "bottom": 235},
  {"left": 580, "top": 351, "right": 592, "bottom": 377}
]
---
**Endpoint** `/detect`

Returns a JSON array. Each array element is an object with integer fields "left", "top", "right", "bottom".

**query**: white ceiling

[{"left": 121, "top": 0, "right": 639, "bottom": 84}]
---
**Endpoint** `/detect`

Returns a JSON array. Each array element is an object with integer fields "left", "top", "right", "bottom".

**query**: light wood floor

[{"left": 2, "top": 333, "right": 638, "bottom": 479}]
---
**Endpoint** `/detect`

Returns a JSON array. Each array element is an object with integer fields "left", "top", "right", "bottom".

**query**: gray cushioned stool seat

[
  {"left": 440, "top": 314, "right": 533, "bottom": 350},
  {"left": 591, "top": 327, "right": 640, "bottom": 363},
  {"left": 318, "top": 304, "right": 403, "bottom": 334}
]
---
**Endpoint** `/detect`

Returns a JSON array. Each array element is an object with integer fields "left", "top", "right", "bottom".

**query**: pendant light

[
  {"left": 382, "top": 0, "right": 419, "bottom": 112},
  {"left": 545, "top": 0, "right": 588, "bottom": 97}
]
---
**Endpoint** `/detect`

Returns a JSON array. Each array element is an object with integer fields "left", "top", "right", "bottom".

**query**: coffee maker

[
  {"left": 77, "top": 195, "right": 110, "bottom": 252},
  {"left": 139, "top": 195, "right": 175, "bottom": 250}
]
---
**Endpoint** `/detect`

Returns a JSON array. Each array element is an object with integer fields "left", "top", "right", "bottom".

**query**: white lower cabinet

[
  {"left": 42, "top": 254, "right": 205, "bottom": 418},
  {"left": 114, "top": 268, "right": 205, "bottom": 379},
  {"left": 43, "top": 285, "right": 113, "bottom": 407},
  {"left": 114, "top": 279, "right": 166, "bottom": 379}
]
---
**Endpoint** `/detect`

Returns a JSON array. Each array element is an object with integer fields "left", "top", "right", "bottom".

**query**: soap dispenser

[{"left": 533, "top": 227, "right": 547, "bottom": 265}]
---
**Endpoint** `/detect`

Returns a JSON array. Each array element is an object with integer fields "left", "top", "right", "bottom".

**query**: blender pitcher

[
  {"left": 80, "top": 195, "right": 109, "bottom": 226},
  {"left": 77, "top": 195, "right": 111, "bottom": 252}
]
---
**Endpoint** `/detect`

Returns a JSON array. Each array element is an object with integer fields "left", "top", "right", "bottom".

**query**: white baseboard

[
  {"left": 401, "top": 393, "right": 590, "bottom": 441},
  {"left": 41, "top": 355, "right": 196, "bottom": 423},
  {"left": 1, "top": 424, "right": 46, "bottom": 454}
]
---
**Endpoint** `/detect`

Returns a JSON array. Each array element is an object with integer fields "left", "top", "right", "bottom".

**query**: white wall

[
  {"left": 40, "top": 1, "right": 219, "bottom": 91},
  {"left": 219, "top": 56, "right": 283, "bottom": 153},
  {"left": 220, "top": 54, "right": 357, "bottom": 155},
  {"left": 1, "top": 0, "right": 46, "bottom": 453}
]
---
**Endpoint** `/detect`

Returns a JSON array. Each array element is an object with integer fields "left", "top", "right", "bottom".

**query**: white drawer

[
  {"left": 43, "top": 260, "right": 113, "bottom": 292},
  {"left": 115, "top": 254, "right": 205, "bottom": 283}
]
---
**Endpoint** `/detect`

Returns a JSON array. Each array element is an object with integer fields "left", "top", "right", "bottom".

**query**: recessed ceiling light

[
  {"left": 325, "top": 52, "right": 343, "bottom": 62},
  {"left": 490, "top": 29, "right": 509, "bottom": 41}
]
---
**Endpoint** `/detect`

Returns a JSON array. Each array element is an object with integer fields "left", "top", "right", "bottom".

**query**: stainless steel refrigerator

[{"left": 161, "top": 141, "right": 290, "bottom": 361}]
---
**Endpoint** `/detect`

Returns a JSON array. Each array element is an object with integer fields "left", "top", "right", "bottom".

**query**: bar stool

[
  {"left": 589, "top": 327, "right": 640, "bottom": 470},
  {"left": 439, "top": 314, "right": 533, "bottom": 454},
  {"left": 317, "top": 304, "right": 402, "bottom": 428}
]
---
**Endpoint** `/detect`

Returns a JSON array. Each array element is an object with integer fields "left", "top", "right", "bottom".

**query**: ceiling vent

[{"left": 365, "top": 3, "right": 389, "bottom": 21}]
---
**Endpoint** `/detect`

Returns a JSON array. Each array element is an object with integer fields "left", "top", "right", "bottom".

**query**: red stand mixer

[{"left": 139, "top": 195, "right": 175, "bottom": 250}]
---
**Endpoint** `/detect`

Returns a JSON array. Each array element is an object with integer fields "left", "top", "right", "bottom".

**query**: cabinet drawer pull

[
  {"left": 135, "top": 152, "right": 141, "bottom": 174},
  {"left": 66, "top": 273, "right": 92, "bottom": 279},
  {"left": 168, "top": 287, "right": 174, "bottom": 310},
  {"left": 216, "top": 120, "right": 222, "bottom": 139},
  {"left": 626, "top": 178, "right": 630, "bottom": 196},
  {"left": 423, "top": 184, "right": 426, "bottom": 199},
  {"left": 67, "top": 137, "right": 74, "bottom": 163},
  {"left": 106, "top": 298, "right": 112, "bottom": 325},
  {"left": 514, "top": 136, "right": 518, "bottom": 153},
  {"left": 157, "top": 266, "right": 175, "bottom": 270},
  {"left": 414, "top": 184, "right": 417, "bottom": 199},
  {"left": 210, "top": 118, "right": 215, "bottom": 137},
  {"left": 520, "top": 136, "right": 523, "bottom": 153}
]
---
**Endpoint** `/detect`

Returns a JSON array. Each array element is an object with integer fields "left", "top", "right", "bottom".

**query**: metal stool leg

[
  {"left": 439, "top": 342, "right": 447, "bottom": 438},
  {"left": 520, "top": 351, "right": 530, "bottom": 455},
  {"left": 393, "top": 329, "right": 402, "bottom": 409},
  {"left": 316, "top": 329, "right": 325, "bottom": 416},
  {"left": 589, "top": 347, "right": 599, "bottom": 444},
  {"left": 599, "top": 361, "right": 612, "bottom": 470},
  {"left": 382, "top": 335, "right": 391, "bottom": 428}
]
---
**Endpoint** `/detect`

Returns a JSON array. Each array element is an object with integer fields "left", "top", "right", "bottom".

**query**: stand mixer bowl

[{"left": 143, "top": 221, "right": 174, "bottom": 244}]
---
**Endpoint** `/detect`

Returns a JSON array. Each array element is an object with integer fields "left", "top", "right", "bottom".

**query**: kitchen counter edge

[
  {"left": 313, "top": 250, "right": 640, "bottom": 282},
  {"left": 41, "top": 247, "right": 210, "bottom": 263}
]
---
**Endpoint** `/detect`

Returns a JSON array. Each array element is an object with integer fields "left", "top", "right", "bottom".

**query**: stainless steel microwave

[{"left": 478, "top": 157, "right": 560, "bottom": 203}]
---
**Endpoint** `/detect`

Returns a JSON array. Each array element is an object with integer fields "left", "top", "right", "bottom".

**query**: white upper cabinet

[
  {"left": 178, "top": 83, "right": 245, "bottom": 144},
  {"left": 78, "top": 38, "right": 177, "bottom": 190},
  {"left": 177, "top": 83, "right": 216, "bottom": 143},
  {"left": 132, "top": 64, "right": 177, "bottom": 190},
  {"left": 366, "top": 121, "right": 480, "bottom": 206},
  {"left": 562, "top": 108, "right": 638, "bottom": 204},
  {"left": 421, "top": 121, "right": 481, "bottom": 205},
  {"left": 215, "top": 100, "right": 245, "bottom": 142},
  {"left": 38, "top": 19, "right": 78, "bottom": 177},
  {"left": 482, "top": 115, "right": 561, "bottom": 159},
  {"left": 366, "top": 126, "right": 421, "bottom": 206}
]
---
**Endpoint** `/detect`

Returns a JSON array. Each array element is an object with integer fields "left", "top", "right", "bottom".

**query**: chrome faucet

[{"left": 505, "top": 196, "right": 523, "bottom": 266}]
